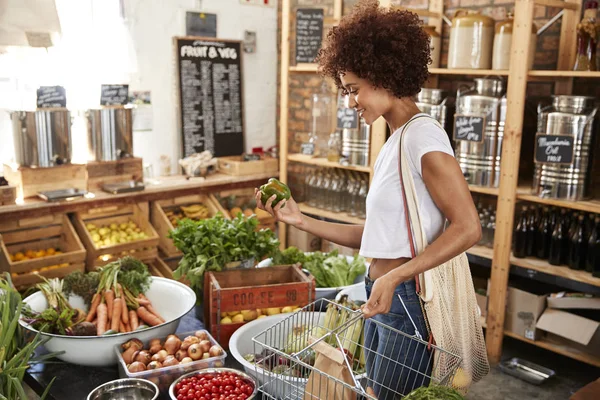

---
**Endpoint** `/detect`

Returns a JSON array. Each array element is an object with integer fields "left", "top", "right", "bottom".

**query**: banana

[{"left": 180, "top": 204, "right": 204, "bottom": 213}]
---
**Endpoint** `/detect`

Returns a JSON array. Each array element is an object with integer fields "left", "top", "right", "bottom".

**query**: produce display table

[{"left": 24, "top": 310, "right": 250, "bottom": 400}]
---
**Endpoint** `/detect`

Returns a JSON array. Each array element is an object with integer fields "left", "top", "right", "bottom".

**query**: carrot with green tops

[
  {"left": 111, "top": 298, "right": 122, "bottom": 332},
  {"left": 139, "top": 294, "right": 165, "bottom": 323},
  {"left": 96, "top": 303, "right": 108, "bottom": 335},
  {"left": 137, "top": 306, "right": 162, "bottom": 326},
  {"left": 121, "top": 296, "right": 129, "bottom": 325},
  {"left": 119, "top": 320, "right": 126, "bottom": 333},
  {"left": 104, "top": 289, "right": 115, "bottom": 321},
  {"left": 129, "top": 310, "right": 139, "bottom": 330},
  {"left": 86, "top": 293, "right": 101, "bottom": 322}
]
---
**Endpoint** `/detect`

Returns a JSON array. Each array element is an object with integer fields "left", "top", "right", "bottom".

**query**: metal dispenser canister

[
  {"left": 533, "top": 96, "right": 598, "bottom": 200},
  {"left": 454, "top": 78, "right": 507, "bottom": 187},
  {"left": 86, "top": 106, "right": 134, "bottom": 162},
  {"left": 416, "top": 88, "right": 448, "bottom": 128}
]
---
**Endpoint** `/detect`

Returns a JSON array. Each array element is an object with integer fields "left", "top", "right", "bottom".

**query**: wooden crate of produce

[
  {"left": 217, "top": 156, "right": 278, "bottom": 176},
  {"left": 72, "top": 203, "right": 159, "bottom": 271},
  {"left": 3, "top": 163, "right": 87, "bottom": 199},
  {"left": 0, "top": 214, "right": 86, "bottom": 288},
  {"left": 146, "top": 257, "right": 175, "bottom": 280},
  {"left": 215, "top": 188, "right": 277, "bottom": 231},
  {"left": 150, "top": 194, "right": 229, "bottom": 258},
  {"left": 86, "top": 157, "right": 144, "bottom": 192},
  {"left": 204, "top": 265, "right": 315, "bottom": 349},
  {"left": 0, "top": 185, "right": 16, "bottom": 205}
]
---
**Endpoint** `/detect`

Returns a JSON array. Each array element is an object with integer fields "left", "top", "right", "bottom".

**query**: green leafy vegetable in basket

[
  {"left": 63, "top": 271, "right": 100, "bottom": 307},
  {"left": 170, "top": 214, "right": 280, "bottom": 301},
  {"left": 403, "top": 385, "right": 465, "bottom": 400}
]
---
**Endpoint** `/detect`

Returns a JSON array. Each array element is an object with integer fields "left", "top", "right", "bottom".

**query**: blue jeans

[{"left": 364, "top": 276, "right": 432, "bottom": 399}]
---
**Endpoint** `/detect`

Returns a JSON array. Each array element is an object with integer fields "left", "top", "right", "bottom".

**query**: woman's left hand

[{"left": 361, "top": 276, "right": 398, "bottom": 319}]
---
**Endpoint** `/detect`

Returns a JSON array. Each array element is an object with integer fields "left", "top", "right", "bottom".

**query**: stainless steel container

[
  {"left": 533, "top": 95, "right": 598, "bottom": 200},
  {"left": 86, "top": 106, "right": 134, "bottom": 161},
  {"left": 416, "top": 88, "right": 448, "bottom": 128},
  {"left": 454, "top": 78, "right": 507, "bottom": 187},
  {"left": 87, "top": 378, "right": 158, "bottom": 400},
  {"left": 342, "top": 123, "right": 370, "bottom": 167},
  {"left": 10, "top": 109, "right": 72, "bottom": 167}
]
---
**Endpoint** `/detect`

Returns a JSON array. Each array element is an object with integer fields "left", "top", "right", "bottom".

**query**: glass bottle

[
  {"left": 349, "top": 173, "right": 361, "bottom": 217},
  {"left": 310, "top": 82, "right": 336, "bottom": 157},
  {"left": 526, "top": 206, "right": 538, "bottom": 257},
  {"left": 307, "top": 170, "right": 320, "bottom": 208},
  {"left": 486, "top": 215, "right": 496, "bottom": 249},
  {"left": 303, "top": 169, "right": 313, "bottom": 204},
  {"left": 327, "top": 132, "right": 342, "bottom": 162},
  {"left": 568, "top": 215, "right": 587, "bottom": 270},
  {"left": 345, "top": 173, "right": 357, "bottom": 214},
  {"left": 513, "top": 206, "right": 529, "bottom": 258},
  {"left": 358, "top": 178, "right": 368, "bottom": 219},
  {"left": 536, "top": 207, "right": 551, "bottom": 260},
  {"left": 549, "top": 210, "right": 568, "bottom": 265},
  {"left": 321, "top": 169, "right": 333, "bottom": 211},
  {"left": 586, "top": 217, "right": 600, "bottom": 274},
  {"left": 573, "top": 1, "right": 598, "bottom": 71},
  {"left": 478, "top": 211, "right": 489, "bottom": 246}
]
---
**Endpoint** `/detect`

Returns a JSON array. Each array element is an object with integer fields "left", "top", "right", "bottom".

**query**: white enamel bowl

[
  {"left": 229, "top": 312, "right": 325, "bottom": 399},
  {"left": 257, "top": 255, "right": 368, "bottom": 301},
  {"left": 19, "top": 277, "right": 196, "bottom": 367}
]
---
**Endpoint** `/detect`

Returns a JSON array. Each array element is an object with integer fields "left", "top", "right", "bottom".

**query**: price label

[
  {"left": 100, "top": 84, "right": 129, "bottom": 106},
  {"left": 534, "top": 134, "right": 574, "bottom": 165},
  {"left": 36, "top": 86, "right": 66, "bottom": 108},
  {"left": 453, "top": 114, "right": 485, "bottom": 143},
  {"left": 301, "top": 143, "right": 315, "bottom": 155}
]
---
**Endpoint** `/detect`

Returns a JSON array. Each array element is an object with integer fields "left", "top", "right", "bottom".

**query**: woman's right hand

[{"left": 255, "top": 188, "right": 304, "bottom": 227}]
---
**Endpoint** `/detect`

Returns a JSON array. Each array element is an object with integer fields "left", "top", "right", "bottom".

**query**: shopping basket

[{"left": 251, "top": 298, "right": 462, "bottom": 400}]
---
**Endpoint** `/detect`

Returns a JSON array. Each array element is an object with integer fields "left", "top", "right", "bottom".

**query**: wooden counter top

[{"left": 0, "top": 172, "right": 275, "bottom": 221}]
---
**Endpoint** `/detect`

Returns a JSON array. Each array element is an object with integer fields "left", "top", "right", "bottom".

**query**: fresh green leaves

[
  {"left": 272, "top": 248, "right": 366, "bottom": 288},
  {"left": 63, "top": 271, "right": 100, "bottom": 307},
  {"left": 404, "top": 385, "right": 465, "bottom": 400},
  {"left": 117, "top": 257, "right": 152, "bottom": 297},
  {"left": 170, "top": 214, "right": 280, "bottom": 297}
]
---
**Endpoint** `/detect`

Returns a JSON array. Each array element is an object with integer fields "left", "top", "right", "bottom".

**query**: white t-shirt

[{"left": 359, "top": 114, "right": 455, "bottom": 259}]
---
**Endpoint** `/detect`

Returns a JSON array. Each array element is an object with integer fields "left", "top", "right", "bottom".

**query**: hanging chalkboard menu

[
  {"left": 175, "top": 37, "right": 244, "bottom": 158},
  {"left": 37, "top": 86, "right": 66, "bottom": 108},
  {"left": 296, "top": 8, "right": 324, "bottom": 64},
  {"left": 336, "top": 94, "right": 358, "bottom": 129},
  {"left": 100, "top": 84, "right": 129, "bottom": 106},
  {"left": 534, "top": 134, "right": 574, "bottom": 164},
  {"left": 453, "top": 115, "right": 485, "bottom": 143}
]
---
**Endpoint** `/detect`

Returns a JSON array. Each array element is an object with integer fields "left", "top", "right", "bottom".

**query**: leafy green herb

[
  {"left": 63, "top": 271, "right": 100, "bottom": 307},
  {"left": 404, "top": 385, "right": 465, "bottom": 400},
  {"left": 118, "top": 256, "right": 152, "bottom": 297},
  {"left": 170, "top": 214, "right": 280, "bottom": 300}
]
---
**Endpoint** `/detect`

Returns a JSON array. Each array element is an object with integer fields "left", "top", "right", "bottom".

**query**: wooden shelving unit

[
  {"left": 280, "top": 0, "right": 599, "bottom": 368},
  {"left": 288, "top": 154, "right": 372, "bottom": 173},
  {"left": 298, "top": 203, "right": 366, "bottom": 225}
]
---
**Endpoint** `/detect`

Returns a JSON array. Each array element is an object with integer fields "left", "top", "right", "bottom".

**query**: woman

[{"left": 256, "top": 1, "right": 481, "bottom": 397}]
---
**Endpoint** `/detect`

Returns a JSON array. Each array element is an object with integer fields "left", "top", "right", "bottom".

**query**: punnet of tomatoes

[{"left": 174, "top": 371, "right": 255, "bottom": 400}]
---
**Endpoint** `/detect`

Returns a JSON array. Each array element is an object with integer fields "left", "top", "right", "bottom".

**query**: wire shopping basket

[{"left": 251, "top": 298, "right": 461, "bottom": 400}]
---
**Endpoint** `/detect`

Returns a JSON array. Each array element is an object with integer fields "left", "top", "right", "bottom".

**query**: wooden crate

[
  {"left": 204, "top": 265, "right": 315, "bottom": 348},
  {"left": 215, "top": 188, "right": 277, "bottom": 231},
  {"left": 0, "top": 214, "right": 86, "bottom": 289},
  {"left": 3, "top": 163, "right": 87, "bottom": 199},
  {"left": 146, "top": 257, "right": 175, "bottom": 280},
  {"left": 217, "top": 156, "right": 279, "bottom": 176},
  {"left": 72, "top": 203, "right": 159, "bottom": 271},
  {"left": 150, "top": 194, "right": 229, "bottom": 258},
  {"left": 86, "top": 157, "right": 144, "bottom": 192},
  {"left": 0, "top": 185, "right": 16, "bottom": 205}
]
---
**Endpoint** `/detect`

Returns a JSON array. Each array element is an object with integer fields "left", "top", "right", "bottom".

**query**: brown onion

[
  {"left": 180, "top": 336, "right": 199, "bottom": 351},
  {"left": 121, "top": 338, "right": 143, "bottom": 351},
  {"left": 134, "top": 350, "right": 152, "bottom": 365},
  {"left": 162, "top": 355, "right": 179, "bottom": 367},
  {"left": 180, "top": 357, "right": 193, "bottom": 364},
  {"left": 175, "top": 349, "right": 188, "bottom": 361},
  {"left": 127, "top": 361, "right": 146, "bottom": 373},
  {"left": 202, "top": 352, "right": 210, "bottom": 360},
  {"left": 195, "top": 330, "right": 209, "bottom": 341},
  {"left": 148, "top": 339, "right": 162, "bottom": 354},
  {"left": 164, "top": 335, "right": 182, "bottom": 355},
  {"left": 198, "top": 340, "right": 211, "bottom": 354},
  {"left": 151, "top": 349, "right": 168, "bottom": 363},
  {"left": 187, "top": 343, "right": 202, "bottom": 360},
  {"left": 147, "top": 361, "right": 162, "bottom": 370},
  {"left": 122, "top": 346, "right": 138, "bottom": 364},
  {"left": 209, "top": 345, "right": 223, "bottom": 358}
]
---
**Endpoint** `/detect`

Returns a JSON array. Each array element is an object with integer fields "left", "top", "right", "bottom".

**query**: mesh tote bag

[{"left": 397, "top": 115, "right": 490, "bottom": 393}]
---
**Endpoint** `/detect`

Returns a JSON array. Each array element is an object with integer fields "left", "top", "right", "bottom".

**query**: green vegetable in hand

[
  {"left": 404, "top": 385, "right": 465, "bottom": 400},
  {"left": 260, "top": 178, "right": 291, "bottom": 207}
]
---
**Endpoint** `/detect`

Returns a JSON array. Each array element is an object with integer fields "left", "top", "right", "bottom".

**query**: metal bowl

[
  {"left": 87, "top": 378, "right": 159, "bottom": 400},
  {"left": 169, "top": 368, "right": 257, "bottom": 400}
]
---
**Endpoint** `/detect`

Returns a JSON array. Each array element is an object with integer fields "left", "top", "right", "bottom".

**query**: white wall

[{"left": 124, "top": 0, "right": 278, "bottom": 175}]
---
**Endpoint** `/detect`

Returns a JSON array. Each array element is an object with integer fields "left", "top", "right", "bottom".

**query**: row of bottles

[
  {"left": 475, "top": 198, "right": 497, "bottom": 248},
  {"left": 304, "top": 169, "right": 368, "bottom": 219},
  {"left": 513, "top": 205, "right": 600, "bottom": 276}
]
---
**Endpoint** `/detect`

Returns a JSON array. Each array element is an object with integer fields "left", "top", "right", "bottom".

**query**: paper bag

[{"left": 303, "top": 339, "right": 357, "bottom": 400}]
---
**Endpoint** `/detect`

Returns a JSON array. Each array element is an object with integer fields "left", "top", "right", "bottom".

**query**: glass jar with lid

[
  {"left": 310, "top": 82, "right": 336, "bottom": 157},
  {"left": 327, "top": 132, "right": 342, "bottom": 162}
]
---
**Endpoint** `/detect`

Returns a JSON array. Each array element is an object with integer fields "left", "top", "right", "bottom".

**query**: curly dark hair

[{"left": 315, "top": 0, "right": 431, "bottom": 98}]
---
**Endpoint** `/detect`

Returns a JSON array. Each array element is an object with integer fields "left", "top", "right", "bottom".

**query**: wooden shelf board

[
  {"left": 288, "top": 154, "right": 372, "bottom": 173},
  {"left": 298, "top": 203, "right": 366, "bottom": 225},
  {"left": 469, "top": 185, "right": 499, "bottom": 196},
  {"left": 503, "top": 330, "right": 600, "bottom": 368},
  {"left": 467, "top": 245, "right": 600, "bottom": 287},
  {"left": 533, "top": 0, "right": 579, "bottom": 10},
  {"left": 428, "top": 68, "right": 509, "bottom": 76},
  {"left": 516, "top": 186, "right": 600, "bottom": 214},
  {"left": 528, "top": 70, "right": 600, "bottom": 78},
  {"left": 289, "top": 64, "right": 318, "bottom": 73}
]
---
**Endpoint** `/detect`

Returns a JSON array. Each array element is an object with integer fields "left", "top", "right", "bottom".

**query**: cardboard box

[
  {"left": 288, "top": 225, "right": 321, "bottom": 252},
  {"left": 504, "top": 287, "right": 546, "bottom": 340},
  {"left": 536, "top": 308, "right": 600, "bottom": 357},
  {"left": 473, "top": 277, "right": 489, "bottom": 319},
  {"left": 547, "top": 293, "right": 600, "bottom": 310}
]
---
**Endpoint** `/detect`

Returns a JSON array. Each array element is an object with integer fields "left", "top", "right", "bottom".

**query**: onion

[
  {"left": 134, "top": 350, "right": 152, "bottom": 365},
  {"left": 180, "top": 336, "right": 199, "bottom": 351},
  {"left": 202, "top": 352, "right": 210, "bottom": 360},
  {"left": 195, "top": 330, "right": 209, "bottom": 341},
  {"left": 164, "top": 335, "right": 182, "bottom": 355},
  {"left": 121, "top": 338, "right": 143, "bottom": 351},
  {"left": 127, "top": 361, "right": 146, "bottom": 373},
  {"left": 122, "top": 346, "right": 138, "bottom": 364},
  {"left": 209, "top": 345, "right": 223, "bottom": 358},
  {"left": 147, "top": 361, "right": 162, "bottom": 370},
  {"left": 148, "top": 338, "right": 162, "bottom": 355},
  {"left": 180, "top": 357, "right": 193, "bottom": 364},
  {"left": 162, "top": 355, "right": 179, "bottom": 367},
  {"left": 151, "top": 349, "right": 168, "bottom": 363},
  {"left": 187, "top": 343, "right": 202, "bottom": 360},
  {"left": 199, "top": 340, "right": 211, "bottom": 354},
  {"left": 175, "top": 349, "right": 188, "bottom": 361}
]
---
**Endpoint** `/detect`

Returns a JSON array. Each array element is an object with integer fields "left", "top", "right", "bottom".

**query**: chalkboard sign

[
  {"left": 100, "top": 84, "right": 129, "bottom": 106},
  {"left": 337, "top": 95, "right": 358, "bottom": 129},
  {"left": 175, "top": 37, "right": 244, "bottom": 158},
  {"left": 453, "top": 115, "right": 485, "bottom": 143},
  {"left": 300, "top": 143, "right": 315, "bottom": 155},
  {"left": 37, "top": 86, "right": 66, "bottom": 108},
  {"left": 296, "top": 8, "right": 324, "bottom": 63},
  {"left": 535, "top": 134, "right": 574, "bottom": 165}
]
